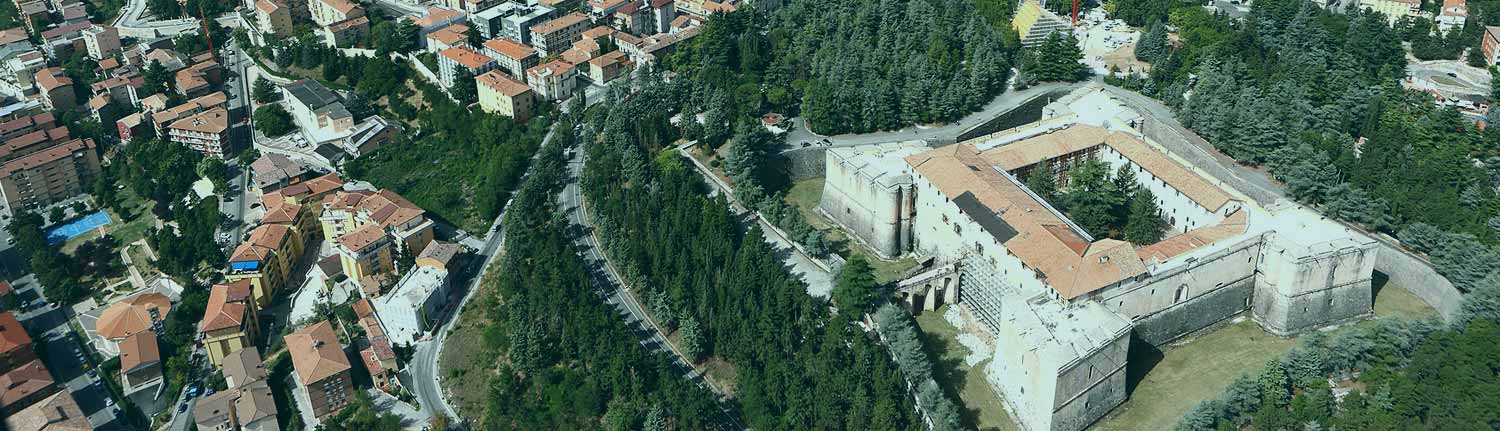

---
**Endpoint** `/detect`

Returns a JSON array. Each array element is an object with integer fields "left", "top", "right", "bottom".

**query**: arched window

[{"left": 1174, "top": 285, "right": 1189, "bottom": 303}]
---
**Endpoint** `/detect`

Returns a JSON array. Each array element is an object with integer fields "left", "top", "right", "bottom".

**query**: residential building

[
  {"left": 617, "top": 24, "right": 698, "bottom": 64},
  {"left": 94, "top": 293, "right": 170, "bottom": 355},
  {"left": 149, "top": 92, "right": 227, "bottom": 133},
  {"left": 282, "top": 80, "right": 354, "bottom": 139},
  {"left": 648, "top": 0, "right": 674, "bottom": 34},
  {"left": 319, "top": 188, "right": 436, "bottom": 255},
  {"left": 3, "top": 391, "right": 90, "bottom": 431},
  {"left": 499, "top": 2, "right": 555, "bottom": 45},
  {"left": 334, "top": 225, "right": 393, "bottom": 281},
  {"left": 472, "top": 1, "right": 553, "bottom": 43},
  {"left": 587, "top": 50, "right": 629, "bottom": 84},
  {"left": 453, "top": 0, "right": 502, "bottom": 15},
  {"left": 561, "top": 37, "right": 598, "bottom": 64},
  {"left": 424, "top": 23, "right": 469, "bottom": 53},
  {"left": 525, "top": 59, "right": 578, "bottom": 100},
  {"left": 480, "top": 38, "right": 539, "bottom": 77},
  {"left": 175, "top": 59, "right": 222, "bottom": 98},
  {"left": 227, "top": 223, "right": 302, "bottom": 306},
  {"left": 612, "top": 0, "right": 651, "bottom": 35},
  {"left": 262, "top": 171, "right": 342, "bottom": 212},
  {"left": 308, "top": 0, "right": 363, "bottom": 27},
  {"left": 5, "top": 50, "right": 46, "bottom": 92},
  {"left": 250, "top": 153, "right": 319, "bottom": 192},
  {"left": 371, "top": 258, "right": 451, "bottom": 345},
  {"left": 476, "top": 69, "right": 535, "bottom": 120},
  {"left": 286, "top": 321, "right": 353, "bottom": 418},
  {"left": 0, "top": 138, "right": 100, "bottom": 214},
  {"left": 324, "top": 15, "right": 369, "bottom": 47},
  {"left": 0, "top": 311, "right": 35, "bottom": 373},
  {"left": 1358, "top": 0, "right": 1422, "bottom": 23},
  {"left": 1439, "top": 0, "right": 1467, "bottom": 30},
  {"left": 166, "top": 108, "right": 231, "bottom": 158},
  {"left": 1012, "top": 0, "right": 1070, "bottom": 46},
  {"left": 198, "top": 348, "right": 278, "bottom": 431},
  {"left": 38, "top": 22, "right": 89, "bottom": 58},
  {"left": 0, "top": 360, "right": 56, "bottom": 414},
  {"left": 1484, "top": 26, "right": 1500, "bottom": 66},
  {"left": 199, "top": 281, "right": 259, "bottom": 367},
  {"left": 118, "top": 331, "right": 163, "bottom": 394},
  {"left": 32, "top": 68, "right": 73, "bottom": 111},
  {"left": 80, "top": 24, "right": 120, "bottom": 60},
  {"left": 437, "top": 46, "right": 497, "bottom": 88},
  {"left": 589, "top": 0, "right": 629, "bottom": 17},
  {"left": 529, "top": 11, "right": 590, "bottom": 57},
  {"left": 414, "top": 6, "right": 467, "bottom": 45},
  {"left": 256, "top": 0, "right": 294, "bottom": 36},
  {"left": 16, "top": 1, "right": 47, "bottom": 33}
]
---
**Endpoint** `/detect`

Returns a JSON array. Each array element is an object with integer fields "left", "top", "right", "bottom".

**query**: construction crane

[{"left": 177, "top": 0, "right": 216, "bottom": 63}]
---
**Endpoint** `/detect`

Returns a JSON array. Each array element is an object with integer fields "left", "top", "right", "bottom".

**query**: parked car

[{"left": 177, "top": 403, "right": 188, "bottom": 413}]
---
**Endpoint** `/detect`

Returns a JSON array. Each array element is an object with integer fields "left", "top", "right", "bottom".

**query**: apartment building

[
  {"left": 166, "top": 108, "right": 231, "bottom": 158},
  {"left": 256, "top": 0, "right": 294, "bottom": 36},
  {"left": 81, "top": 24, "right": 119, "bottom": 60},
  {"left": 0, "top": 138, "right": 99, "bottom": 213},
  {"left": 476, "top": 70, "right": 534, "bottom": 120},
  {"left": 472, "top": 1, "right": 553, "bottom": 42},
  {"left": 93, "top": 293, "right": 170, "bottom": 356},
  {"left": 287, "top": 321, "right": 352, "bottom": 418},
  {"left": 324, "top": 15, "right": 369, "bottom": 47},
  {"left": 319, "top": 189, "right": 435, "bottom": 254},
  {"left": 587, "top": 50, "right": 628, "bottom": 84},
  {"left": 199, "top": 281, "right": 259, "bottom": 367},
  {"left": 308, "top": 0, "right": 363, "bottom": 27},
  {"left": 0, "top": 360, "right": 56, "bottom": 415},
  {"left": 437, "top": 46, "right": 497, "bottom": 88},
  {"left": 529, "top": 11, "right": 590, "bottom": 57},
  {"left": 372, "top": 260, "right": 450, "bottom": 345},
  {"left": 525, "top": 59, "right": 578, "bottom": 100},
  {"left": 3, "top": 391, "right": 89, "bottom": 431},
  {"left": 480, "top": 38, "right": 538, "bottom": 77},
  {"left": 282, "top": 80, "right": 354, "bottom": 139},
  {"left": 33, "top": 68, "right": 73, "bottom": 111},
  {"left": 0, "top": 311, "right": 35, "bottom": 374},
  {"left": 227, "top": 223, "right": 302, "bottom": 306}
]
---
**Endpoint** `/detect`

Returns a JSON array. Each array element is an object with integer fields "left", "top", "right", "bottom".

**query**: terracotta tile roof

[
  {"left": 0, "top": 281, "right": 10, "bottom": 296},
  {"left": 199, "top": 282, "right": 250, "bottom": 333},
  {"left": 527, "top": 59, "right": 577, "bottom": 80},
  {"left": 255, "top": 0, "right": 280, "bottom": 14},
  {"left": 0, "top": 311, "right": 31, "bottom": 356},
  {"left": 616, "top": 0, "right": 641, "bottom": 15},
  {"left": 167, "top": 108, "right": 229, "bottom": 135},
  {"left": 974, "top": 124, "right": 1235, "bottom": 212},
  {"left": 366, "top": 336, "right": 394, "bottom": 361},
  {"left": 221, "top": 348, "right": 266, "bottom": 387},
  {"left": 439, "top": 46, "right": 494, "bottom": 69},
  {"left": 531, "top": 12, "right": 589, "bottom": 36},
  {"left": 1136, "top": 210, "right": 1249, "bottom": 263},
  {"left": 905, "top": 144, "right": 1147, "bottom": 299},
  {"left": 358, "top": 274, "right": 383, "bottom": 298},
  {"left": 328, "top": 15, "right": 368, "bottom": 32},
  {"left": 0, "top": 360, "right": 54, "bottom": 408},
  {"left": 0, "top": 28, "right": 27, "bottom": 45},
  {"left": 0, "top": 126, "right": 70, "bottom": 161},
  {"left": 426, "top": 24, "right": 468, "bottom": 45},
  {"left": 587, "top": 50, "right": 626, "bottom": 68},
  {"left": 98, "top": 57, "right": 120, "bottom": 70},
  {"left": 358, "top": 316, "right": 384, "bottom": 339},
  {"left": 318, "top": 0, "right": 360, "bottom": 14},
  {"left": 0, "top": 138, "right": 93, "bottom": 177},
  {"left": 476, "top": 70, "right": 530, "bottom": 97},
  {"left": 266, "top": 172, "right": 343, "bottom": 207},
  {"left": 33, "top": 68, "right": 72, "bottom": 92},
  {"left": 417, "top": 240, "right": 460, "bottom": 267},
  {"left": 118, "top": 331, "right": 159, "bottom": 372},
  {"left": 3, "top": 391, "right": 90, "bottom": 431},
  {"left": 229, "top": 241, "right": 273, "bottom": 266},
  {"left": 286, "top": 321, "right": 349, "bottom": 384},
  {"left": 352, "top": 298, "right": 374, "bottom": 318},
  {"left": 0, "top": 113, "right": 54, "bottom": 138},
  {"left": 481, "top": 38, "right": 536, "bottom": 61},
  {"left": 327, "top": 189, "right": 426, "bottom": 230},
  {"left": 650, "top": 0, "right": 673, "bottom": 8},
  {"left": 415, "top": 6, "right": 463, "bottom": 28},
  {"left": 337, "top": 224, "right": 387, "bottom": 252},
  {"left": 581, "top": 25, "right": 613, "bottom": 40},
  {"left": 193, "top": 390, "right": 236, "bottom": 429},
  {"left": 248, "top": 223, "right": 292, "bottom": 250},
  {"left": 234, "top": 380, "right": 276, "bottom": 426},
  {"left": 260, "top": 202, "right": 299, "bottom": 225},
  {"left": 94, "top": 293, "right": 171, "bottom": 340}
]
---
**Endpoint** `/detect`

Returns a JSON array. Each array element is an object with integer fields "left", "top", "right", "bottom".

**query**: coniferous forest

[{"left": 581, "top": 72, "right": 921, "bottom": 430}]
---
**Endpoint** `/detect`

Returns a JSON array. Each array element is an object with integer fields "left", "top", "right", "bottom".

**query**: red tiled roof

[
  {"left": 476, "top": 70, "right": 530, "bottom": 97},
  {"left": 0, "top": 311, "right": 31, "bottom": 356},
  {"left": 439, "top": 46, "right": 493, "bottom": 69}
]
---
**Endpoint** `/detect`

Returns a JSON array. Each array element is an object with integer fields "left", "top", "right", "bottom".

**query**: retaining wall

[{"left": 1372, "top": 240, "right": 1465, "bottom": 321}]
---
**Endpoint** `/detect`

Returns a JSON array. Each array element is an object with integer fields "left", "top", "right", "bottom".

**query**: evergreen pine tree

[
  {"left": 1025, "top": 161, "right": 1060, "bottom": 204},
  {"left": 833, "top": 255, "right": 878, "bottom": 315},
  {"left": 1124, "top": 190, "right": 1167, "bottom": 244},
  {"left": 680, "top": 316, "right": 704, "bottom": 361}
]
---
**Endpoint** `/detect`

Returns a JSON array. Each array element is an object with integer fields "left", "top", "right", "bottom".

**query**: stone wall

[
  {"left": 783, "top": 146, "right": 827, "bottom": 181},
  {"left": 1132, "top": 279, "right": 1255, "bottom": 345},
  {"left": 1371, "top": 239, "right": 1465, "bottom": 320}
]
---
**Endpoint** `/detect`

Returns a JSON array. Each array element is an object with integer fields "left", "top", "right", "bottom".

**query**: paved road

[
  {"left": 784, "top": 81, "right": 1082, "bottom": 151},
  {"left": 11, "top": 276, "right": 127, "bottom": 429}
]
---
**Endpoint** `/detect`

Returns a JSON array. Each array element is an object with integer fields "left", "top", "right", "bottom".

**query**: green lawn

[
  {"left": 914, "top": 306, "right": 1019, "bottom": 431},
  {"left": 1094, "top": 281, "right": 1438, "bottom": 430},
  {"left": 784, "top": 178, "right": 919, "bottom": 283}
]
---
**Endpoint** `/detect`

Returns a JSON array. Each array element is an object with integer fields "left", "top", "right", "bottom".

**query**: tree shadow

[{"left": 1125, "top": 332, "right": 1163, "bottom": 396}]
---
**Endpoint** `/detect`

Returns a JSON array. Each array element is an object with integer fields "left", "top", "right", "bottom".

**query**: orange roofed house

[
  {"left": 437, "top": 46, "right": 497, "bottom": 88},
  {"left": 319, "top": 189, "right": 435, "bottom": 282},
  {"left": 286, "top": 321, "right": 352, "bottom": 418},
  {"left": 0, "top": 311, "right": 37, "bottom": 374},
  {"left": 199, "top": 280, "right": 260, "bottom": 366},
  {"left": 118, "top": 331, "right": 163, "bottom": 396},
  {"left": 93, "top": 293, "right": 170, "bottom": 356},
  {"left": 476, "top": 70, "right": 534, "bottom": 120}
]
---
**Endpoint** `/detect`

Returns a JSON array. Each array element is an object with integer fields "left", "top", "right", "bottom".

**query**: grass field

[
  {"left": 914, "top": 306, "right": 1019, "bottom": 431},
  {"left": 784, "top": 178, "right": 919, "bottom": 283},
  {"left": 437, "top": 272, "right": 505, "bottom": 417},
  {"left": 1093, "top": 280, "right": 1438, "bottom": 430}
]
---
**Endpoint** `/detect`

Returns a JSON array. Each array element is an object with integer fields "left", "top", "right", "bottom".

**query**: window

[{"left": 1174, "top": 285, "right": 1188, "bottom": 303}]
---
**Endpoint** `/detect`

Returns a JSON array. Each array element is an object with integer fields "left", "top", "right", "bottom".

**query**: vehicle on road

[{"left": 177, "top": 403, "right": 188, "bottom": 413}]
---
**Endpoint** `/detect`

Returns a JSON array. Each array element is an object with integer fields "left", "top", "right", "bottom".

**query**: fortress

[{"left": 818, "top": 87, "right": 1378, "bottom": 431}]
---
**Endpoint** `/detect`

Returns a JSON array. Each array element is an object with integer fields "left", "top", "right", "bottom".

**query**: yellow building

[
  {"left": 198, "top": 281, "right": 259, "bottom": 366},
  {"left": 476, "top": 70, "right": 536, "bottom": 121},
  {"left": 226, "top": 224, "right": 302, "bottom": 306},
  {"left": 1358, "top": 0, "right": 1422, "bottom": 23},
  {"left": 334, "top": 225, "right": 393, "bottom": 287}
]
